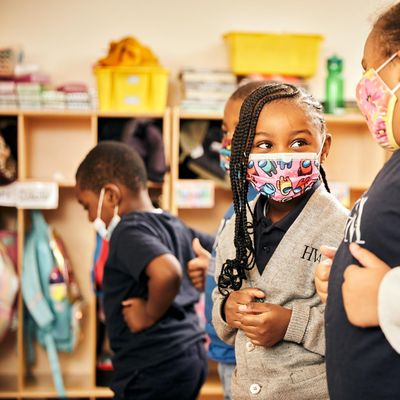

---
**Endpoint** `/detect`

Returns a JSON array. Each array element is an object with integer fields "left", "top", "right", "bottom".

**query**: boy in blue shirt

[{"left": 76, "top": 141, "right": 213, "bottom": 399}]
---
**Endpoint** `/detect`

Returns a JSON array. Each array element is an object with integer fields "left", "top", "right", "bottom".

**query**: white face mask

[{"left": 93, "top": 188, "right": 121, "bottom": 241}]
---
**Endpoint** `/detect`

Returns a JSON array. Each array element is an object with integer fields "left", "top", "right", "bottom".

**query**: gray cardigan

[{"left": 212, "top": 185, "right": 349, "bottom": 400}]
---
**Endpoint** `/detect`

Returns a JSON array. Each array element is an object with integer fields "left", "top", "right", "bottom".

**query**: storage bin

[
  {"left": 224, "top": 32, "right": 323, "bottom": 78},
  {"left": 94, "top": 66, "right": 169, "bottom": 112}
]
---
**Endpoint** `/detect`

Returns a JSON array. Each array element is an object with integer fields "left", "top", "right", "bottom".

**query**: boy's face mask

[
  {"left": 356, "top": 52, "right": 400, "bottom": 151},
  {"left": 93, "top": 188, "right": 121, "bottom": 241},
  {"left": 219, "top": 135, "right": 232, "bottom": 174},
  {"left": 246, "top": 137, "right": 325, "bottom": 202}
]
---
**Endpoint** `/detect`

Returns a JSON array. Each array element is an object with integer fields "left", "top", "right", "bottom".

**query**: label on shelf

[
  {"left": 0, "top": 181, "right": 59, "bottom": 209},
  {"left": 175, "top": 179, "right": 215, "bottom": 208}
]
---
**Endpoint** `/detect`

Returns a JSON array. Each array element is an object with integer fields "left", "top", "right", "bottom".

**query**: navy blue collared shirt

[{"left": 254, "top": 181, "right": 320, "bottom": 274}]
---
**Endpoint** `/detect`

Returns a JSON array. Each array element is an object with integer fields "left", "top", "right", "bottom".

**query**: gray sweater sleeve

[
  {"left": 284, "top": 302, "right": 326, "bottom": 356},
  {"left": 211, "top": 239, "right": 238, "bottom": 346}
]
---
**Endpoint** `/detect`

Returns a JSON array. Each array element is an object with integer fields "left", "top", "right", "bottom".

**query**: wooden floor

[{"left": 198, "top": 360, "right": 224, "bottom": 400}]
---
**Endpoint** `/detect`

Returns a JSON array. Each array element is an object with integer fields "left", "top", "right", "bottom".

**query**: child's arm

[
  {"left": 122, "top": 253, "right": 182, "bottom": 332},
  {"left": 315, "top": 246, "right": 337, "bottom": 303},
  {"left": 342, "top": 243, "right": 389, "bottom": 328},
  {"left": 379, "top": 267, "right": 400, "bottom": 353},
  {"left": 187, "top": 238, "right": 211, "bottom": 291},
  {"left": 239, "top": 298, "right": 326, "bottom": 354}
]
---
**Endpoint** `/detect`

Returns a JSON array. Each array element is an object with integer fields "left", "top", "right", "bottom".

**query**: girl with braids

[
  {"left": 212, "top": 82, "right": 348, "bottom": 400},
  {"left": 188, "top": 81, "right": 266, "bottom": 400},
  {"left": 314, "top": 2, "right": 400, "bottom": 399}
]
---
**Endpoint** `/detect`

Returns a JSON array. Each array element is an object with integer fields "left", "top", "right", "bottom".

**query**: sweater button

[
  {"left": 246, "top": 341, "right": 255, "bottom": 352},
  {"left": 250, "top": 383, "right": 261, "bottom": 394}
]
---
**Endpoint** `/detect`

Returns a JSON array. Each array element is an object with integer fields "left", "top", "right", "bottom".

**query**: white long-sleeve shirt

[{"left": 379, "top": 266, "right": 400, "bottom": 353}]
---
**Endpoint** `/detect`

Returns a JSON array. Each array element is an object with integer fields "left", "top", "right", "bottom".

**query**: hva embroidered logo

[{"left": 343, "top": 196, "right": 367, "bottom": 244}]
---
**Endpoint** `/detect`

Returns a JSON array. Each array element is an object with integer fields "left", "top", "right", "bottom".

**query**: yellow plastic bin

[
  {"left": 94, "top": 66, "right": 169, "bottom": 112},
  {"left": 224, "top": 32, "right": 323, "bottom": 78}
]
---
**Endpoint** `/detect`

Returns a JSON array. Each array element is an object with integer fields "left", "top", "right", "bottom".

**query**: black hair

[
  {"left": 218, "top": 82, "right": 330, "bottom": 295},
  {"left": 374, "top": 2, "right": 400, "bottom": 58},
  {"left": 230, "top": 80, "right": 273, "bottom": 102},
  {"left": 76, "top": 141, "right": 147, "bottom": 193}
]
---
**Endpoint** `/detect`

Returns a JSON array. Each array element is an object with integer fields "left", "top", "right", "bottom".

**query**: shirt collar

[{"left": 254, "top": 180, "right": 321, "bottom": 231}]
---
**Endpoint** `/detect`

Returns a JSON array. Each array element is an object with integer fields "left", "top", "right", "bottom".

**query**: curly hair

[
  {"left": 374, "top": 2, "right": 400, "bottom": 58},
  {"left": 76, "top": 141, "right": 147, "bottom": 194}
]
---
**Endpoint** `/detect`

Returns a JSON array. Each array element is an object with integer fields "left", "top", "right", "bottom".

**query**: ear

[
  {"left": 103, "top": 183, "right": 122, "bottom": 208},
  {"left": 320, "top": 133, "right": 332, "bottom": 164}
]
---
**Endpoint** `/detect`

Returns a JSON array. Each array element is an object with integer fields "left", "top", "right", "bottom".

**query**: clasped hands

[{"left": 224, "top": 288, "right": 292, "bottom": 347}]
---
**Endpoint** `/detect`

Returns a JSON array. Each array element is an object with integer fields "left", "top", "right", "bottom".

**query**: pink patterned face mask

[
  {"left": 219, "top": 135, "right": 232, "bottom": 174},
  {"left": 356, "top": 53, "right": 400, "bottom": 151},
  {"left": 246, "top": 152, "right": 321, "bottom": 202}
]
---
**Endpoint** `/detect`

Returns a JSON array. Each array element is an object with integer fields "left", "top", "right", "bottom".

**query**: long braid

[
  {"left": 218, "top": 83, "right": 300, "bottom": 295},
  {"left": 320, "top": 166, "right": 330, "bottom": 193}
]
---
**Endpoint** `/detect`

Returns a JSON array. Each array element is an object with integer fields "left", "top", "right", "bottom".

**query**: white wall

[{"left": 0, "top": 0, "right": 393, "bottom": 102}]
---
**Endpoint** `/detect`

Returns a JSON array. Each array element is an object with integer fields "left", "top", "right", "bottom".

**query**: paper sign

[
  {"left": 0, "top": 181, "right": 59, "bottom": 209},
  {"left": 0, "top": 183, "right": 17, "bottom": 207},
  {"left": 175, "top": 179, "right": 215, "bottom": 208}
]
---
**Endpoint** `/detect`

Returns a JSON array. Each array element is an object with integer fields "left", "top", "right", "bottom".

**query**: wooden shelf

[
  {"left": 325, "top": 113, "right": 366, "bottom": 125},
  {"left": 23, "top": 374, "right": 112, "bottom": 398},
  {"left": 0, "top": 375, "right": 18, "bottom": 398},
  {"left": 97, "top": 110, "right": 165, "bottom": 118},
  {"left": 147, "top": 181, "right": 164, "bottom": 189},
  {"left": 177, "top": 109, "right": 367, "bottom": 125},
  {"left": 0, "top": 107, "right": 367, "bottom": 124},
  {"left": 0, "top": 109, "right": 18, "bottom": 116},
  {"left": 178, "top": 110, "right": 224, "bottom": 120},
  {"left": 0, "top": 108, "right": 167, "bottom": 119}
]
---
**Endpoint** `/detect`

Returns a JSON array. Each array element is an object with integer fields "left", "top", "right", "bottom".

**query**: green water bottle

[{"left": 325, "top": 55, "right": 344, "bottom": 114}]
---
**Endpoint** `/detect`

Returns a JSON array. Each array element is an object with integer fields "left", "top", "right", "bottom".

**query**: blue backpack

[{"left": 22, "top": 211, "right": 85, "bottom": 398}]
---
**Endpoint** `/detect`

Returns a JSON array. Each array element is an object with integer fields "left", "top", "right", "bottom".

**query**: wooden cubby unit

[{"left": 0, "top": 109, "right": 172, "bottom": 400}]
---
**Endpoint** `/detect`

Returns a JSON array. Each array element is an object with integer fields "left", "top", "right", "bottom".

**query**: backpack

[
  {"left": 21, "top": 211, "right": 85, "bottom": 398},
  {"left": 121, "top": 119, "right": 167, "bottom": 183},
  {"left": 92, "top": 233, "right": 114, "bottom": 387},
  {"left": 0, "top": 231, "right": 18, "bottom": 342}
]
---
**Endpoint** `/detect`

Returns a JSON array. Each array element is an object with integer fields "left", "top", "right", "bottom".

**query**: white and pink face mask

[
  {"left": 246, "top": 141, "right": 324, "bottom": 202},
  {"left": 355, "top": 52, "right": 400, "bottom": 152}
]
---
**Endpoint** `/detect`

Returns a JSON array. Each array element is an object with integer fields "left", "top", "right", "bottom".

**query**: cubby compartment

[{"left": 21, "top": 112, "right": 95, "bottom": 186}]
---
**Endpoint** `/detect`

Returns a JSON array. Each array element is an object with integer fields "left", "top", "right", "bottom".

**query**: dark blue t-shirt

[
  {"left": 326, "top": 150, "right": 400, "bottom": 400},
  {"left": 103, "top": 210, "right": 214, "bottom": 382}
]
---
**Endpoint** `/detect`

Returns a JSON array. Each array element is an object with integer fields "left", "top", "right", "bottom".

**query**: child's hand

[
  {"left": 315, "top": 245, "right": 337, "bottom": 303},
  {"left": 122, "top": 298, "right": 156, "bottom": 333},
  {"left": 224, "top": 288, "right": 265, "bottom": 329},
  {"left": 342, "top": 243, "right": 390, "bottom": 328},
  {"left": 238, "top": 302, "right": 292, "bottom": 347},
  {"left": 187, "top": 238, "right": 210, "bottom": 292}
]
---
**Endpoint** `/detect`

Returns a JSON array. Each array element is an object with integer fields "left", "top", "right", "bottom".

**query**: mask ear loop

[
  {"left": 316, "top": 133, "right": 327, "bottom": 164},
  {"left": 376, "top": 53, "right": 398, "bottom": 73},
  {"left": 376, "top": 53, "right": 400, "bottom": 94},
  {"left": 392, "top": 81, "right": 400, "bottom": 94},
  {"left": 97, "top": 188, "right": 105, "bottom": 219}
]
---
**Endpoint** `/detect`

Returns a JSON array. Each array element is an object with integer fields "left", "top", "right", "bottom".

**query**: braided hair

[{"left": 218, "top": 82, "right": 330, "bottom": 295}]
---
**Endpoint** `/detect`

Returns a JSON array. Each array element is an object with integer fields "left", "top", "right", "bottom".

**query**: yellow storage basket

[
  {"left": 224, "top": 32, "right": 323, "bottom": 78},
  {"left": 94, "top": 66, "right": 169, "bottom": 112}
]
